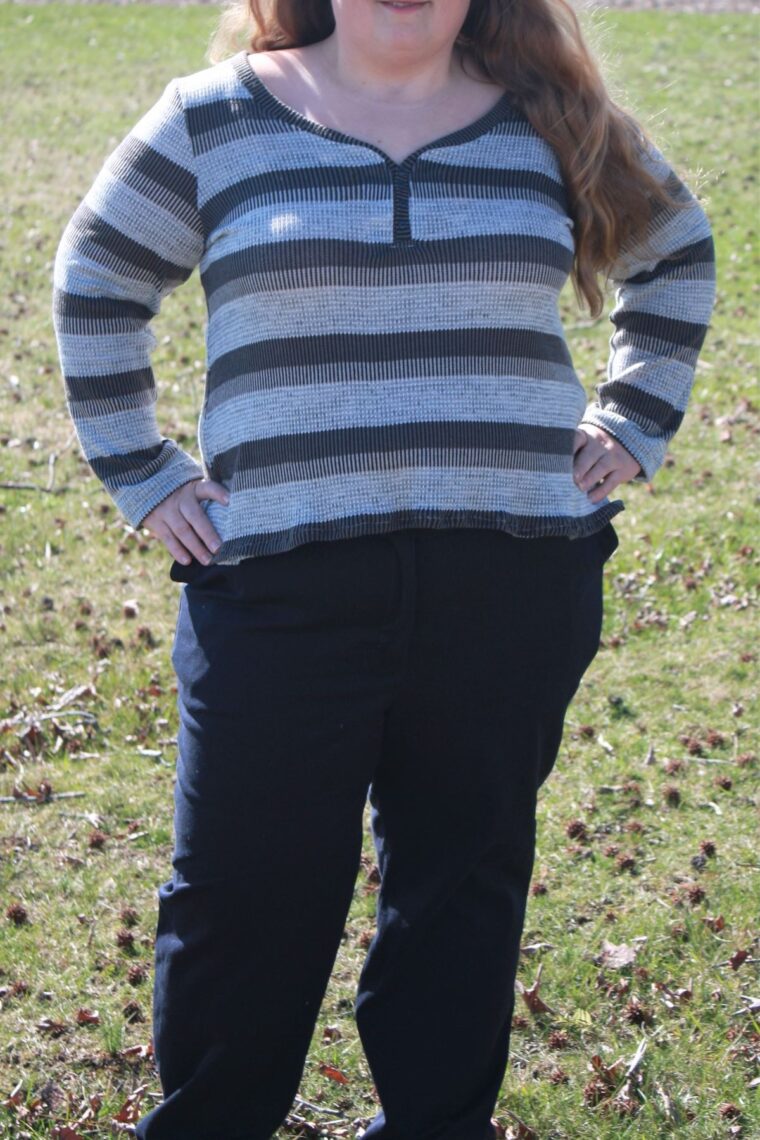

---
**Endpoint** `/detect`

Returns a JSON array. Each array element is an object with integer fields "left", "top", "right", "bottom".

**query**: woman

[{"left": 52, "top": 0, "right": 716, "bottom": 1136}]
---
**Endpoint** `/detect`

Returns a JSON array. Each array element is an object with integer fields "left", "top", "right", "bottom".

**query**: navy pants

[{"left": 135, "top": 523, "right": 618, "bottom": 1140}]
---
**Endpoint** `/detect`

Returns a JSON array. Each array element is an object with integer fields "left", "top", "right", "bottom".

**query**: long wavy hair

[{"left": 210, "top": 0, "right": 702, "bottom": 318}]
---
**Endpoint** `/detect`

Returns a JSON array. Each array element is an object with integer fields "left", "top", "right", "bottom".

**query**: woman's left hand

[{"left": 573, "top": 425, "right": 642, "bottom": 504}]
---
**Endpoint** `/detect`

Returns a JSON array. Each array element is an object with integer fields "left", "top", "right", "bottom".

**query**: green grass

[{"left": 0, "top": 5, "right": 758, "bottom": 1138}]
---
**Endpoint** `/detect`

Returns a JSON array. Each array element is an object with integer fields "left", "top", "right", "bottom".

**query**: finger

[
  {"left": 577, "top": 453, "right": 617, "bottom": 493},
  {"left": 573, "top": 445, "right": 605, "bottom": 485},
  {"left": 166, "top": 511, "right": 217, "bottom": 564},
  {"left": 573, "top": 428, "right": 589, "bottom": 455},
  {"left": 152, "top": 522, "right": 194, "bottom": 565},
  {"left": 178, "top": 497, "right": 223, "bottom": 555},
  {"left": 194, "top": 480, "right": 230, "bottom": 506},
  {"left": 586, "top": 471, "right": 622, "bottom": 504}
]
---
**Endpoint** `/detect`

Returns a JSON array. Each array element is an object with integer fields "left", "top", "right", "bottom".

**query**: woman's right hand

[{"left": 141, "top": 478, "right": 230, "bottom": 566}]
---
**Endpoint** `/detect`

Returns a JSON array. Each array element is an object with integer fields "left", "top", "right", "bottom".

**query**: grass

[{"left": 0, "top": 5, "right": 758, "bottom": 1138}]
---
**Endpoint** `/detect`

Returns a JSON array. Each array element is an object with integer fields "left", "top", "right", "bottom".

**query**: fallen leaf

[
  {"left": 76, "top": 1007, "right": 100, "bottom": 1026},
  {"left": 516, "top": 962, "right": 556, "bottom": 1015},
  {"left": 37, "top": 1017, "right": 68, "bottom": 1037},
  {"left": 318, "top": 1062, "right": 349, "bottom": 1085},
  {"left": 51, "top": 683, "right": 97, "bottom": 710},
  {"left": 111, "top": 1083, "right": 148, "bottom": 1123},
  {"left": 121, "top": 1041, "right": 154, "bottom": 1062},
  {"left": 589, "top": 1052, "right": 625, "bottom": 1084},
  {"left": 595, "top": 939, "right": 640, "bottom": 969}
]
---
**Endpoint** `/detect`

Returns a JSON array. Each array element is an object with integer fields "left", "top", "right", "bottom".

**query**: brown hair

[{"left": 210, "top": 0, "right": 703, "bottom": 318}]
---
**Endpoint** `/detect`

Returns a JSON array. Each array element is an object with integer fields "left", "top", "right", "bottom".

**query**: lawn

[{"left": 0, "top": 5, "right": 757, "bottom": 1138}]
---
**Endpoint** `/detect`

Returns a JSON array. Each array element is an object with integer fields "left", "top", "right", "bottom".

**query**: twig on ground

[
  {"left": 37, "top": 708, "right": 99, "bottom": 724},
  {"left": 730, "top": 997, "right": 760, "bottom": 1018},
  {"left": 0, "top": 790, "right": 85, "bottom": 805},
  {"left": 46, "top": 430, "right": 76, "bottom": 491},
  {"left": 625, "top": 1036, "right": 649, "bottom": 1077},
  {"left": 294, "top": 1095, "right": 344, "bottom": 1116},
  {"left": 0, "top": 481, "right": 62, "bottom": 493}
]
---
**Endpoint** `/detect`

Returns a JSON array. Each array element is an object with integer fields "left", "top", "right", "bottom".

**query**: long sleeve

[
  {"left": 52, "top": 80, "right": 206, "bottom": 528},
  {"left": 579, "top": 142, "right": 717, "bottom": 483}
]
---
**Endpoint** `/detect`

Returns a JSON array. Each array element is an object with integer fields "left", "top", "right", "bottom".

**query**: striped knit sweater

[{"left": 53, "top": 51, "right": 717, "bottom": 564}]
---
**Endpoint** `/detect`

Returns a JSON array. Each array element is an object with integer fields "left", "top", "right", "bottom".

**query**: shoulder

[
  {"left": 243, "top": 45, "right": 326, "bottom": 109},
  {"left": 116, "top": 55, "right": 255, "bottom": 170},
  {"left": 245, "top": 43, "right": 324, "bottom": 82},
  {"left": 244, "top": 47, "right": 300, "bottom": 80},
  {"left": 170, "top": 53, "right": 248, "bottom": 108}
]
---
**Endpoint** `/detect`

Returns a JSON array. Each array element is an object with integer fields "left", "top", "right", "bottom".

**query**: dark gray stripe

[
  {"left": 61, "top": 230, "right": 156, "bottom": 291},
  {"left": 611, "top": 309, "right": 710, "bottom": 352},
  {"left": 186, "top": 93, "right": 299, "bottom": 155},
  {"left": 185, "top": 94, "right": 265, "bottom": 139},
  {"left": 208, "top": 328, "right": 572, "bottom": 393},
  {"left": 63, "top": 366, "right": 155, "bottom": 403},
  {"left": 199, "top": 164, "right": 391, "bottom": 233},
  {"left": 211, "top": 422, "right": 574, "bottom": 482},
  {"left": 67, "top": 387, "right": 156, "bottom": 420},
  {"left": 624, "top": 235, "right": 715, "bottom": 285},
  {"left": 598, "top": 382, "right": 684, "bottom": 434},
  {"left": 647, "top": 168, "right": 694, "bottom": 220},
  {"left": 90, "top": 443, "right": 166, "bottom": 484},
  {"left": 202, "top": 234, "right": 573, "bottom": 306},
  {"left": 414, "top": 160, "right": 569, "bottom": 212},
  {"left": 111, "top": 135, "right": 199, "bottom": 222},
  {"left": 53, "top": 289, "right": 155, "bottom": 330},
  {"left": 67, "top": 203, "right": 193, "bottom": 289}
]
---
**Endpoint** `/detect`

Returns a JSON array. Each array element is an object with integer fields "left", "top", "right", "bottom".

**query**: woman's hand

[
  {"left": 141, "top": 478, "right": 230, "bottom": 565},
  {"left": 573, "top": 426, "right": 642, "bottom": 504}
]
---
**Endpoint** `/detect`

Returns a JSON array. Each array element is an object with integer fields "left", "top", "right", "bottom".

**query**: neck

[{"left": 314, "top": 32, "right": 461, "bottom": 105}]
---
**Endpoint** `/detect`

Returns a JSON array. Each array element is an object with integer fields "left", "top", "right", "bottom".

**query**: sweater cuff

[
  {"left": 113, "top": 450, "right": 205, "bottom": 530},
  {"left": 579, "top": 407, "right": 664, "bottom": 484}
]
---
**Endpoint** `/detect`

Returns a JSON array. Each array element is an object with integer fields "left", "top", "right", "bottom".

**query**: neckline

[{"left": 232, "top": 51, "right": 512, "bottom": 172}]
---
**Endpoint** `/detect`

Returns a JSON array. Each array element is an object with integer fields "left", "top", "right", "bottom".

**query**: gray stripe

[
  {"left": 204, "top": 356, "right": 582, "bottom": 413},
  {"left": 221, "top": 447, "right": 572, "bottom": 489},
  {"left": 207, "top": 468, "right": 608, "bottom": 535},
  {"left": 202, "top": 377, "right": 588, "bottom": 455},
  {"left": 206, "top": 282, "right": 568, "bottom": 359}
]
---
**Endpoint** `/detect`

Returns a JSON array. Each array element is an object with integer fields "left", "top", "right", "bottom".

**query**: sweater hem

[{"left": 189, "top": 502, "right": 626, "bottom": 569}]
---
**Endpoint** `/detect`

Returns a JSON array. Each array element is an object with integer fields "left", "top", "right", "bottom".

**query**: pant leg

[
  {"left": 135, "top": 535, "right": 407, "bottom": 1140},
  {"left": 355, "top": 524, "right": 618, "bottom": 1140}
]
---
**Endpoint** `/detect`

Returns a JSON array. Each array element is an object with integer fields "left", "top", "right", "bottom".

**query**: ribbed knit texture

[{"left": 52, "top": 52, "right": 716, "bottom": 563}]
